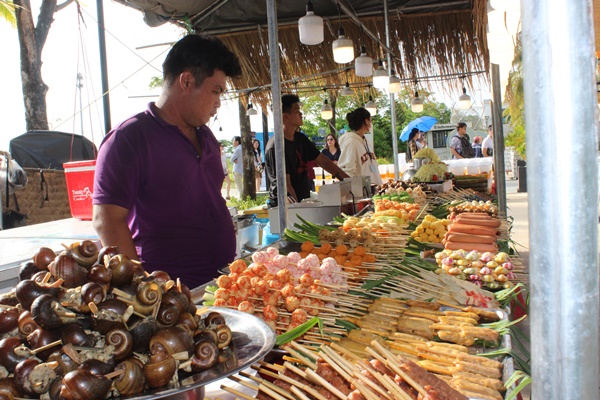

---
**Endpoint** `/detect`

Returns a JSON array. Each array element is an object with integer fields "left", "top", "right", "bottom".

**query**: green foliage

[
  {"left": 505, "top": 125, "right": 526, "bottom": 160},
  {"left": 0, "top": 0, "right": 17, "bottom": 27},
  {"left": 149, "top": 76, "right": 163, "bottom": 90},
  {"left": 503, "top": 35, "right": 527, "bottom": 159},
  {"left": 226, "top": 195, "right": 268, "bottom": 210}
]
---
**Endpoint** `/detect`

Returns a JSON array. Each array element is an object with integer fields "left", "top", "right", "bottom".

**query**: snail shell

[
  {"left": 107, "top": 255, "right": 135, "bottom": 288},
  {"left": 105, "top": 327, "right": 133, "bottom": 362},
  {"left": 96, "top": 246, "right": 119, "bottom": 267},
  {"left": 134, "top": 281, "right": 162, "bottom": 315},
  {"left": 193, "top": 329, "right": 218, "bottom": 346},
  {"left": 15, "top": 280, "right": 62, "bottom": 311},
  {"left": 0, "top": 338, "right": 28, "bottom": 372},
  {"left": 18, "top": 261, "right": 38, "bottom": 282},
  {"left": 33, "top": 247, "right": 56, "bottom": 271},
  {"left": 204, "top": 311, "right": 226, "bottom": 327},
  {"left": 91, "top": 299, "right": 129, "bottom": 334},
  {"left": 150, "top": 325, "right": 194, "bottom": 357},
  {"left": 60, "top": 369, "right": 112, "bottom": 400},
  {"left": 214, "top": 324, "right": 233, "bottom": 349},
  {"left": 17, "top": 311, "right": 39, "bottom": 336},
  {"left": 27, "top": 328, "right": 60, "bottom": 361},
  {"left": 178, "top": 312, "right": 198, "bottom": 333},
  {"left": 61, "top": 323, "right": 95, "bottom": 347},
  {"left": 49, "top": 253, "right": 88, "bottom": 288},
  {"left": 31, "top": 294, "right": 75, "bottom": 330},
  {"left": 86, "top": 265, "right": 112, "bottom": 287},
  {"left": 47, "top": 350, "right": 78, "bottom": 376},
  {"left": 156, "top": 303, "right": 180, "bottom": 327},
  {"left": 162, "top": 290, "right": 189, "bottom": 315},
  {"left": 78, "top": 359, "right": 113, "bottom": 376},
  {"left": 66, "top": 240, "right": 99, "bottom": 267},
  {"left": 129, "top": 317, "right": 158, "bottom": 353},
  {"left": 190, "top": 339, "right": 218, "bottom": 372},
  {"left": 143, "top": 351, "right": 176, "bottom": 389},
  {"left": 0, "top": 378, "right": 21, "bottom": 399},
  {"left": 14, "top": 358, "right": 58, "bottom": 397},
  {"left": 0, "top": 308, "right": 19, "bottom": 334},
  {"left": 80, "top": 282, "right": 106, "bottom": 309},
  {"left": 113, "top": 358, "right": 145, "bottom": 396}
]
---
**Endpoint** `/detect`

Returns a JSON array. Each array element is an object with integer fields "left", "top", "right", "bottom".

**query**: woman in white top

[{"left": 337, "top": 108, "right": 383, "bottom": 186}]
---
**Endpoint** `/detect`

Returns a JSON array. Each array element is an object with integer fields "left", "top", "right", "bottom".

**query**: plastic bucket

[{"left": 63, "top": 160, "right": 96, "bottom": 220}]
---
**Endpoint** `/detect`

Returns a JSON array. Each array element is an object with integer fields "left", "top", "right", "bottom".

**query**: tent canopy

[{"left": 9, "top": 131, "right": 97, "bottom": 170}]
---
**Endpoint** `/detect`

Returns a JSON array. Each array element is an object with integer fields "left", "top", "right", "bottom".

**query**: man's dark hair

[
  {"left": 346, "top": 107, "right": 371, "bottom": 131},
  {"left": 233, "top": 136, "right": 241, "bottom": 144},
  {"left": 162, "top": 34, "right": 242, "bottom": 87},
  {"left": 487, "top": 125, "right": 493, "bottom": 131},
  {"left": 456, "top": 122, "right": 467, "bottom": 130},
  {"left": 282, "top": 94, "right": 300, "bottom": 114}
]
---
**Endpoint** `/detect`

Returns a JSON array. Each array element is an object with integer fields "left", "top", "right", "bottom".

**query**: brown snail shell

[
  {"left": 86, "top": 264, "right": 112, "bottom": 286},
  {"left": 150, "top": 325, "right": 194, "bottom": 357},
  {"left": 113, "top": 358, "right": 145, "bottom": 396},
  {"left": 78, "top": 359, "right": 113, "bottom": 376},
  {"left": 193, "top": 329, "right": 218, "bottom": 346},
  {"left": 31, "top": 270, "right": 55, "bottom": 284},
  {"left": 214, "top": 324, "right": 233, "bottom": 349},
  {"left": 17, "top": 310, "right": 39, "bottom": 336},
  {"left": 107, "top": 255, "right": 135, "bottom": 287},
  {"left": 133, "top": 281, "right": 162, "bottom": 315},
  {"left": 156, "top": 303, "right": 180, "bottom": 327},
  {"left": 49, "top": 253, "right": 88, "bottom": 288},
  {"left": 0, "top": 308, "right": 19, "bottom": 334},
  {"left": 47, "top": 350, "right": 78, "bottom": 376},
  {"left": 61, "top": 323, "right": 95, "bottom": 347},
  {"left": 143, "top": 351, "right": 176, "bottom": 389},
  {"left": 129, "top": 317, "right": 158, "bottom": 353},
  {"left": 47, "top": 377, "right": 64, "bottom": 400},
  {"left": 105, "top": 327, "right": 133, "bottom": 362},
  {"left": 0, "top": 338, "right": 28, "bottom": 372},
  {"left": 18, "top": 261, "right": 38, "bottom": 282},
  {"left": 33, "top": 247, "right": 56, "bottom": 271},
  {"left": 31, "top": 294, "right": 76, "bottom": 330},
  {"left": 0, "top": 378, "right": 21, "bottom": 399},
  {"left": 15, "top": 280, "right": 62, "bottom": 311},
  {"left": 91, "top": 298, "right": 129, "bottom": 334},
  {"left": 14, "top": 358, "right": 58, "bottom": 397},
  {"left": 145, "top": 270, "right": 171, "bottom": 286},
  {"left": 27, "top": 328, "right": 60, "bottom": 361},
  {"left": 0, "top": 294, "right": 18, "bottom": 307},
  {"left": 66, "top": 240, "right": 99, "bottom": 267},
  {"left": 96, "top": 246, "right": 119, "bottom": 267},
  {"left": 204, "top": 311, "right": 226, "bottom": 327},
  {"left": 60, "top": 369, "right": 112, "bottom": 400},
  {"left": 178, "top": 312, "right": 198, "bottom": 333},
  {"left": 162, "top": 290, "right": 189, "bottom": 315},
  {"left": 190, "top": 339, "right": 219, "bottom": 372},
  {"left": 80, "top": 282, "right": 106, "bottom": 307}
]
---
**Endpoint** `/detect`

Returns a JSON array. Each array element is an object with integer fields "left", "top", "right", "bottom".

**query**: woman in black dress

[{"left": 321, "top": 134, "right": 341, "bottom": 163}]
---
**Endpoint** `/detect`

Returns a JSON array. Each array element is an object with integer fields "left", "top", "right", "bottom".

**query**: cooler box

[{"left": 63, "top": 160, "right": 96, "bottom": 220}]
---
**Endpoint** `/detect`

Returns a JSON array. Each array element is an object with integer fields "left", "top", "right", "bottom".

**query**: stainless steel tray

[{"left": 121, "top": 307, "right": 275, "bottom": 400}]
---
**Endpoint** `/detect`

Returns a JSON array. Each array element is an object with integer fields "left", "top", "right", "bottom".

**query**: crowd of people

[{"left": 449, "top": 123, "right": 494, "bottom": 160}]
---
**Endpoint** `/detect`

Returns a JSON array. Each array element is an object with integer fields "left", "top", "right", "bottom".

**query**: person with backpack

[{"left": 450, "top": 122, "right": 475, "bottom": 159}]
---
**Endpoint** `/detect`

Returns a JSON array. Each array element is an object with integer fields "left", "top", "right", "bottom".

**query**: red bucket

[{"left": 63, "top": 160, "right": 96, "bottom": 220}]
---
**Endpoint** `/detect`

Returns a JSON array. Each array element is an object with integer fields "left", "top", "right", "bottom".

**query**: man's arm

[
  {"left": 92, "top": 204, "right": 139, "bottom": 261},
  {"left": 285, "top": 174, "right": 298, "bottom": 202},
  {"left": 484, "top": 147, "right": 492, "bottom": 157},
  {"left": 450, "top": 147, "right": 463, "bottom": 159},
  {"left": 315, "top": 153, "right": 350, "bottom": 180}
]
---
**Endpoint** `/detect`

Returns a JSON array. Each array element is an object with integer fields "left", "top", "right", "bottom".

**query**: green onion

[
  {"left": 204, "top": 285, "right": 218, "bottom": 293},
  {"left": 335, "top": 319, "right": 359, "bottom": 331},
  {"left": 275, "top": 316, "right": 322, "bottom": 346}
]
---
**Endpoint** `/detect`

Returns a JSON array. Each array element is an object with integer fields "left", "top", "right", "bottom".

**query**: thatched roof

[{"left": 116, "top": 0, "right": 489, "bottom": 108}]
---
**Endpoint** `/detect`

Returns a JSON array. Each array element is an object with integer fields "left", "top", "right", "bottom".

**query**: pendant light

[
  {"left": 411, "top": 91, "right": 424, "bottom": 113},
  {"left": 365, "top": 87, "right": 377, "bottom": 115},
  {"left": 388, "top": 70, "right": 401, "bottom": 93},
  {"left": 246, "top": 103, "right": 257, "bottom": 116},
  {"left": 298, "top": 1, "right": 324, "bottom": 45},
  {"left": 320, "top": 99, "right": 333, "bottom": 119},
  {"left": 332, "top": 27, "right": 354, "bottom": 64},
  {"left": 355, "top": 46, "right": 373, "bottom": 77},
  {"left": 373, "top": 60, "right": 389, "bottom": 90},
  {"left": 341, "top": 82, "right": 354, "bottom": 96},
  {"left": 457, "top": 78, "right": 472, "bottom": 110}
]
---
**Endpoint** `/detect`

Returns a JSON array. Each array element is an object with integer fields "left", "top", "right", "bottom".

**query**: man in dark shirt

[{"left": 265, "top": 94, "right": 349, "bottom": 207}]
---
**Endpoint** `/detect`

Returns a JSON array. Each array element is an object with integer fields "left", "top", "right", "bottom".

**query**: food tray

[{"left": 123, "top": 307, "right": 275, "bottom": 400}]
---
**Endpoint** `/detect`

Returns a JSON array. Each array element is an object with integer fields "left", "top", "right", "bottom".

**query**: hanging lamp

[
  {"left": 373, "top": 60, "right": 389, "bottom": 90},
  {"left": 355, "top": 46, "right": 373, "bottom": 77},
  {"left": 247, "top": 103, "right": 258, "bottom": 116},
  {"left": 365, "top": 96, "right": 377, "bottom": 115},
  {"left": 298, "top": 0, "right": 324, "bottom": 45},
  {"left": 341, "top": 82, "right": 354, "bottom": 96},
  {"left": 332, "top": 27, "right": 354, "bottom": 64},
  {"left": 321, "top": 99, "right": 333, "bottom": 119},
  {"left": 411, "top": 91, "right": 424, "bottom": 113},
  {"left": 457, "top": 79, "right": 472, "bottom": 110},
  {"left": 388, "top": 70, "right": 401, "bottom": 93}
]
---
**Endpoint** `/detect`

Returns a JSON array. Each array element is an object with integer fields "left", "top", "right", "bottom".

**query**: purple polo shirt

[{"left": 93, "top": 103, "right": 236, "bottom": 289}]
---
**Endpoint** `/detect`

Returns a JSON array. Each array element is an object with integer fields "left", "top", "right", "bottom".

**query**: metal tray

[{"left": 120, "top": 307, "right": 275, "bottom": 400}]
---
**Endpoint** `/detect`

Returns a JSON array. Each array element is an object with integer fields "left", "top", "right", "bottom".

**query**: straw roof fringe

[{"left": 212, "top": 1, "right": 488, "bottom": 110}]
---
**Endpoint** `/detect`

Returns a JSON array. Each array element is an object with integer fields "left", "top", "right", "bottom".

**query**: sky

[{"left": 1, "top": 1, "right": 497, "bottom": 153}]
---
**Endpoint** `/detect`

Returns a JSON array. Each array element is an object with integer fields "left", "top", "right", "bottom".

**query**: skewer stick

[
  {"left": 304, "top": 369, "right": 346, "bottom": 400},
  {"left": 290, "top": 341, "right": 320, "bottom": 362},
  {"left": 104, "top": 369, "right": 126, "bottom": 380},
  {"left": 291, "top": 385, "right": 311, "bottom": 400},
  {"left": 352, "top": 369, "right": 393, "bottom": 400},
  {"left": 353, "top": 379, "right": 388, "bottom": 400},
  {"left": 317, "top": 349, "right": 351, "bottom": 382},
  {"left": 259, "top": 367, "right": 328, "bottom": 400},
  {"left": 232, "top": 374, "right": 294, "bottom": 400},
  {"left": 370, "top": 341, "right": 428, "bottom": 397},
  {"left": 283, "top": 361, "right": 308, "bottom": 379},
  {"left": 61, "top": 343, "right": 81, "bottom": 364},
  {"left": 256, "top": 361, "right": 285, "bottom": 372},
  {"left": 284, "top": 347, "right": 317, "bottom": 369},
  {"left": 380, "top": 374, "right": 414, "bottom": 400},
  {"left": 220, "top": 385, "right": 255, "bottom": 400},
  {"left": 31, "top": 340, "right": 62, "bottom": 355}
]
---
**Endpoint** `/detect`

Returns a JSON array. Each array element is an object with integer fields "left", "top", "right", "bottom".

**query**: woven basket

[{"left": 6, "top": 169, "right": 72, "bottom": 225}]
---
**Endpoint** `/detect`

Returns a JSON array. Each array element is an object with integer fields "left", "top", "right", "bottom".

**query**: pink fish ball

[
  {"left": 252, "top": 251, "right": 270, "bottom": 265},
  {"left": 266, "top": 247, "right": 279, "bottom": 259},
  {"left": 264, "top": 261, "right": 279, "bottom": 274},
  {"left": 297, "top": 259, "right": 310, "bottom": 274},
  {"left": 305, "top": 254, "right": 320, "bottom": 268},
  {"left": 287, "top": 252, "right": 302, "bottom": 264},
  {"left": 273, "top": 254, "right": 289, "bottom": 269}
]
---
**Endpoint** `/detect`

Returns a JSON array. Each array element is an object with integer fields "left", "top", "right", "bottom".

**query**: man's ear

[{"left": 179, "top": 72, "right": 194, "bottom": 89}]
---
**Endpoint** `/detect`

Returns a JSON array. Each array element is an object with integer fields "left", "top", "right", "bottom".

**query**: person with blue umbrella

[{"left": 400, "top": 116, "right": 437, "bottom": 162}]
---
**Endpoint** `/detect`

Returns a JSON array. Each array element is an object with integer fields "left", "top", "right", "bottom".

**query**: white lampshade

[
  {"left": 355, "top": 46, "right": 373, "bottom": 77},
  {"left": 320, "top": 100, "right": 333, "bottom": 119},
  {"left": 332, "top": 27, "right": 354, "bottom": 64},
  {"left": 458, "top": 88, "right": 472, "bottom": 110},
  {"left": 489, "top": 0, "right": 519, "bottom": 12},
  {"left": 373, "top": 61, "right": 389, "bottom": 90},
  {"left": 247, "top": 103, "right": 258, "bottom": 116},
  {"left": 388, "top": 73, "right": 401, "bottom": 93},
  {"left": 365, "top": 96, "right": 377, "bottom": 115},
  {"left": 411, "top": 91, "right": 424, "bottom": 113},
  {"left": 298, "top": 1, "right": 324, "bottom": 45},
  {"left": 341, "top": 82, "right": 354, "bottom": 96}
]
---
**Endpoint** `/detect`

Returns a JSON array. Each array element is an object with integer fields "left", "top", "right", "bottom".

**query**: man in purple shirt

[{"left": 92, "top": 35, "right": 241, "bottom": 289}]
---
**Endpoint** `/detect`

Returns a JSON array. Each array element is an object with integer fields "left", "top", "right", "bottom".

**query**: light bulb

[
  {"left": 341, "top": 82, "right": 354, "bottom": 96},
  {"left": 247, "top": 103, "right": 258, "bottom": 116},
  {"left": 458, "top": 88, "right": 472, "bottom": 110},
  {"left": 298, "top": 1, "right": 324, "bottom": 45},
  {"left": 373, "top": 61, "right": 389, "bottom": 90},
  {"left": 332, "top": 27, "right": 354, "bottom": 64},
  {"left": 320, "top": 100, "right": 333, "bottom": 119},
  {"left": 355, "top": 46, "right": 373, "bottom": 77},
  {"left": 365, "top": 96, "right": 377, "bottom": 115},
  {"left": 411, "top": 91, "right": 424, "bottom": 112},
  {"left": 388, "top": 72, "right": 401, "bottom": 93}
]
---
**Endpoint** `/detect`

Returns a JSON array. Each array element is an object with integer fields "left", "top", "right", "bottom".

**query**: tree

[
  {"left": 504, "top": 36, "right": 526, "bottom": 159},
  {"left": 13, "top": 0, "right": 74, "bottom": 131},
  {"left": 0, "top": 0, "right": 16, "bottom": 26}
]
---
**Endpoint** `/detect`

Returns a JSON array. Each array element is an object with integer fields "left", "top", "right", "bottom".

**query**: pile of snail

[{"left": 0, "top": 240, "right": 235, "bottom": 400}]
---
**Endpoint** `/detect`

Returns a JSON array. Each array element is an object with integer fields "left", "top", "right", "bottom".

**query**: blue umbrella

[{"left": 399, "top": 116, "right": 438, "bottom": 142}]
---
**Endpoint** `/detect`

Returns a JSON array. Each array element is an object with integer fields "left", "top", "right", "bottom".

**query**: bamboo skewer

[
  {"left": 258, "top": 366, "right": 328, "bottom": 400},
  {"left": 220, "top": 385, "right": 255, "bottom": 400}
]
